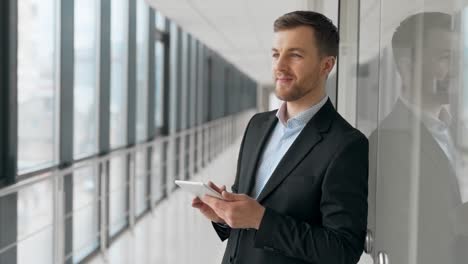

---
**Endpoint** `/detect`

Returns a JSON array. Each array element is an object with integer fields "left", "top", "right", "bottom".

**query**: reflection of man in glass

[{"left": 371, "top": 12, "right": 468, "bottom": 264}]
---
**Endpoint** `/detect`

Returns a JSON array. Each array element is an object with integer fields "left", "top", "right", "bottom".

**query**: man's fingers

[
  {"left": 222, "top": 191, "right": 247, "bottom": 201},
  {"left": 192, "top": 198, "right": 204, "bottom": 208},
  {"left": 208, "top": 181, "right": 223, "bottom": 193},
  {"left": 203, "top": 194, "right": 227, "bottom": 209}
]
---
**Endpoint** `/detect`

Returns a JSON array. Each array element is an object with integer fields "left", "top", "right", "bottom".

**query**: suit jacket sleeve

[
  {"left": 253, "top": 132, "right": 369, "bottom": 264},
  {"left": 211, "top": 114, "right": 256, "bottom": 241}
]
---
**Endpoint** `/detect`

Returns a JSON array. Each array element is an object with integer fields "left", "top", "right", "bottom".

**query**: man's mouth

[{"left": 276, "top": 77, "right": 294, "bottom": 84}]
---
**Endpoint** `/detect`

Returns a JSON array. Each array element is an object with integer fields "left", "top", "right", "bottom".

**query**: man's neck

[
  {"left": 400, "top": 90, "right": 444, "bottom": 120},
  {"left": 285, "top": 90, "right": 326, "bottom": 120}
]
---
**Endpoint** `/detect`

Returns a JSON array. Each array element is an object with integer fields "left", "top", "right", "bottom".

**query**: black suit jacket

[{"left": 213, "top": 99, "right": 369, "bottom": 264}]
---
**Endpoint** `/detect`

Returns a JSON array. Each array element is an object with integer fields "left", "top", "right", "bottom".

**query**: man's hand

[
  {"left": 201, "top": 191, "right": 266, "bottom": 230},
  {"left": 191, "top": 181, "right": 226, "bottom": 224}
]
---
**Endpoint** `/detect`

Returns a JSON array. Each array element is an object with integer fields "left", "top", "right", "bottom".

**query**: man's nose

[{"left": 273, "top": 55, "right": 288, "bottom": 72}]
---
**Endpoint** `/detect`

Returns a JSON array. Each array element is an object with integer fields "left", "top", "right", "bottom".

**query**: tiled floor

[{"left": 88, "top": 139, "right": 239, "bottom": 264}]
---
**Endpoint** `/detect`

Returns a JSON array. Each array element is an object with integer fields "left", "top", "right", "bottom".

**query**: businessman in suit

[{"left": 192, "top": 11, "right": 369, "bottom": 264}]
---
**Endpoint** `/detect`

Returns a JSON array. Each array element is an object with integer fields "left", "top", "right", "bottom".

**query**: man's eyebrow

[
  {"left": 288, "top": 48, "right": 306, "bottom": 53},
  {"left": 271, "top": 48, "right": 306, "bottom": 53}
]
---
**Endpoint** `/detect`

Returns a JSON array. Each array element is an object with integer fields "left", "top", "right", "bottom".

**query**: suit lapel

[
  {"left": 239, "top": 113, "right": 278, "bottom": 194},
  {"left": 256, "top": 99, "right": 336, "bottom": 202}
]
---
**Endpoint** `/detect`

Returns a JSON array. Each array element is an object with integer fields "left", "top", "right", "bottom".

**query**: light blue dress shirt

[{"left": 251, "top": 95, "right": 329, "bottom": 199}]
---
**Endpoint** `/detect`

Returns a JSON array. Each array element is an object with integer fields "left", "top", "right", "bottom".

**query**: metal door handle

[
  {"left": 364, "top": 229, "right": 373, "bottom": 254},
  {"left": 378, "top": 251, "right": 389, "bottom": 264}
]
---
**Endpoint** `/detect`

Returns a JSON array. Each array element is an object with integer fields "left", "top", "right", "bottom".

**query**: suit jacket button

[{"left": 264, "top": 246, "right": 275, "bottom": 252}]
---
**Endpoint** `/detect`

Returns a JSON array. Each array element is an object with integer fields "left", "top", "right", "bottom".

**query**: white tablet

[{"left": 174, "top": 180, "right": 224, "bottom": 199}]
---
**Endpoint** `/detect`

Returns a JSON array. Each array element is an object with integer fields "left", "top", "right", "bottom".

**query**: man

[
  {"left": 368, "top": 12, "right": 468, "bottom": 264},
  {"left": 192, "top": 11, "right": 368, "bottom": 264}
]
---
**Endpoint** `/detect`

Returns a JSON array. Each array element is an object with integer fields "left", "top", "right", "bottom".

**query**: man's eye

[
  {"left": 291, "top": 53, "right": 302, "bottom": 57},
  {"left": 272, "top": 53, "right": 279, "bottom": 58}
]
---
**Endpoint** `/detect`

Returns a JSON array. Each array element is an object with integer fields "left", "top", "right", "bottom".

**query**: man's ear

[
  {"left": 321, "top": 56, "right": 336, "bottom": 76},
  {"left": 396, "top": 57, "right": 412, "bottom": 80}
]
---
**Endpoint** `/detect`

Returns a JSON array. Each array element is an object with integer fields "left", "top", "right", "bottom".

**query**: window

[
  {"left": 17, "top": 177, "right": 54, "bottom": 264},
  {"left": 135, "top": 151, "right": 148, "bottom": 216},
  {"left": 109, "top": 156, "right": 128, "bottom": 237},
  {"left": 136, "top": 0, "right": 149, "bottom": 143},
  {"left": 69, "top": 166, "right": 99, "bottom": 263},
  {"left": 110, "top": 0, "right": 129, "bottom": 148},
  {"left": 17, "top": 0, "right": 58, "bottom": 173},
  {"left": 154, "top": 11, "right": 167, "bottom": 130},
  {"left": 151, "top": 141, "right": 166, "bottom": 203},
  {"left": 74, "top": 0, "right": 99, "bottom": 159}
]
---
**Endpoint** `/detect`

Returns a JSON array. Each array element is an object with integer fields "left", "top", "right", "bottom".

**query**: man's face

[
  {"left": 271, "top": 26, "right": 333, "bottom": 102},
  {"left": 420, "top": 29, "right": 459, "bottom": 105}
]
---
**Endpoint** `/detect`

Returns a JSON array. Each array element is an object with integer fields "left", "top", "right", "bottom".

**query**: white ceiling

[
  {"left": 145, "top": 0, "right": 459, "bottom": 85},
  {"left": 145, "top": 0, "right": 316, "bottom": 85}
]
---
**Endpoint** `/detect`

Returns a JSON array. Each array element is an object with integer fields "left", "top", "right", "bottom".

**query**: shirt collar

[
  {"left": 399, "top": 96, "right": 450, "bottom": 131},
  {"left": 276, "top": 95, "right": 329, "bottom": 128}
]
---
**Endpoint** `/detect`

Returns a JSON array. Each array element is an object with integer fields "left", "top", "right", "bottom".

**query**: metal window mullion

[
  {"left": 128, "top": 154, "right": 135, "bottom": 228},
  {"left": 0, "top": 0, "right": 17, "bottom": 187},
  {"left": 147, "top": 10, "right": 156, "bottom": 139},
  {"left": 98, "top": 0, "right": 111, "bottom": 252},
  {"left": 99, "top": 161, "right": 109, "bottom": 259},
  {"left": 127, "top": 0, "right": 137, "bottom": 229},
  {"left": 161, "top": 19, "right": 170, "bottom": 136},
  {"left": 0, "top": 0, "right": 18, "bottom": 259},
  {"left": 58, "top": 0, "right": 74, "bottom": 262},
  {"left": 127, "top": 0, "right": 136, "bottom": 147},
  {"left": 190, "top": 37, "right": 197, "bottom": 128},
  {"left": 147, "top": 10, "right": 155, "bottom": 210},
  {"left": 196, "top": 41, "right": 203, "bottom": 126},
  {"left": 169, "top": 22, "right": 178, "bottom": 135}
]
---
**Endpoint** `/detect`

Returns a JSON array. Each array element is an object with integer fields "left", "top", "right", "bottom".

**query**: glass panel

[
  {"left": 337, "top": 0, "right": 359, "bottom": 125},
  {"left": 373, "top": 2, "right": 468, "bottom": 263},
  {"left": 109, "top": 156, "right": 128, "bottom": 237},
  {"left": 180, "top": 32, "right": 189, "bottom": 130},
  {"left": 169, "top": 22, "right": 179, "bottom": 133},
  {"left": 136, "top": 0, "right": 149, "bottom": 142},
  {"left": 71, "top": 166, "right": 99, "bottom": 263},
  {"left": 356, "top": 1, "right": 380, "bottom": 263},
  {"left": 135, "top": 151, "right": 148, "bottom": 216},
  {"left": 17, "top": 0, "right": 58, "bottom": 173},
  {"left": 155, "top": 41, "right": 165, "bottom": 129},
  {"left": 155, "top": 11, "right": 166, "bottom": 31},
  {"left": 151, "top": 142, "right": 165, "bottom": 203},
  {"left": 110, "top": 0, "right": 129, "bottom": 148},
  {"left": 74, "top": 0, "right": 99, "bottom": 159},
  {"left": 17, "top": 178, "right": 54, "bottom": 264}
]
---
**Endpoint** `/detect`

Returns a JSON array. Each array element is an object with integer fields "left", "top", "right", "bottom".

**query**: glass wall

[
  {"left": 336, "top": 0, "right": 468, "bottom": 263},
  {"left": 69, "top": 166, "right": 99, "bottom": 263},
  {"left": 136, "top": 0, "right": 149, "bottom": 143},
  {"left": 109, "top": 156, "right": 128, "bottom": 237},
  {"left": 155, "top": 40, "right": 165, "bottom": 129},
  {"left": 3, "top": 1, "right": 258, "bottom": 263},
  {"left": 17, "top": 0, "right": 58, "bottom": 173},
  {"left": 17, "top": 177, "right": 54, "bottom": 264},
  {"left": 109, "top": 0, "right": 129, "bottom": 148},
  {"left": 74, "top": 0, "right": 99, "bottom": 159},
  {"left": 135, "top": 150, "right": 148, "bottom": 217},
  {"left": 154, "top": 11, "right": 167, "bottom": 131}
]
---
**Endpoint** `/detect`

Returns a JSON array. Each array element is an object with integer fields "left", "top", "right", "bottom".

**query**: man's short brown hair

[{"left": 274, "top": 11, "right": 339, "bottom": 57}]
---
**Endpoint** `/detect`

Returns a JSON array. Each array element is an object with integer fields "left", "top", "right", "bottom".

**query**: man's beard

[{"left": 275, "top": 84, "right": 306, "bottom": 101}]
